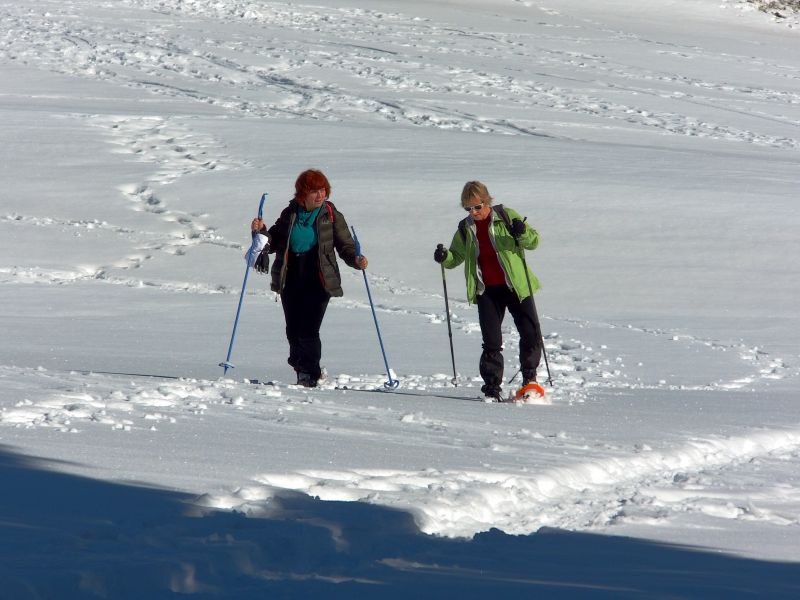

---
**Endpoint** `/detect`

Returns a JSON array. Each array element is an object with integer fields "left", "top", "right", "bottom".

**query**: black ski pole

[
  {"left": 438, "top": 249, "right": 458, "bottom": 386},
  {"left": 516, "top": 219, "right": 553, "bottom": 387}
]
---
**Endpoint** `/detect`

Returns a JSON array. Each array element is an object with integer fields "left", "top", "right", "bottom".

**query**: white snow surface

[{"left": 1, "top": 0, "right": 800, "bottom": 596}]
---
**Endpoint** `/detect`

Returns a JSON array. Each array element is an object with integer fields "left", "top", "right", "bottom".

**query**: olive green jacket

[
  {"left": 442, "top": 205, "right": 540, "bottom": 304},
  {"left": 267, "top": 200, "right": 358, "bottom": 297}
]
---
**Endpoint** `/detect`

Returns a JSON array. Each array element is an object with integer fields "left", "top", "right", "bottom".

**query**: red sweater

[{"left": 475, "top": 218, "right": 506, "bottom": 286}]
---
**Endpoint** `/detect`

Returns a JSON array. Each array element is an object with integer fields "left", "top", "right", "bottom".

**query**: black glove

[
  {"left": 254, "top": 246, "right": 270, "bottom": 273},
  {"left": 510, "top": 218, "right": 526, "bottom": 239},
  {"left": 434, "top": 244, "right": 448, "bottom": 263}
]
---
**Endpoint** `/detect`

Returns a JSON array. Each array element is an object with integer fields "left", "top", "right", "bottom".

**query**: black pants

[
  {"left": 281, "top": 248, "right": 330, "bottom": 379},
  {"left": 476, "top": 284, "right": 542, "bottom": 393}
]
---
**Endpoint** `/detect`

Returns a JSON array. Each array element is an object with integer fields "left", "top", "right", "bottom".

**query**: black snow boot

[
  {"left": 297, "top": 372, "right": 318, "bottom": 388},
  {"left": 481, "top": 383, "right": 503, "bottom": 402}
]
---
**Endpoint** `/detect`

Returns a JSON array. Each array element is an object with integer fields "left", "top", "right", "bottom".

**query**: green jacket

[{"left": 442, "top": 205, "right": 540, "bottom": 304}]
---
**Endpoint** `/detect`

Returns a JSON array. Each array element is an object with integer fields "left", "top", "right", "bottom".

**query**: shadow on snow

[{"left": 1, "top": 446, "right": 798, "bottom": 599}]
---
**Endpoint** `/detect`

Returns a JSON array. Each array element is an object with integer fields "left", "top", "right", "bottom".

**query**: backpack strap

[
  {"left": 458, "top": 218, "right": 469, "bottom": 242},
  {"left": 458, "top": 204, "right": 511, "bottom": 242},
  {"left": 323, "top": 200, "right": 335, "bottom": 222},
  {"left": 492, "top": 204, "right": 512, "bottom": 234}
]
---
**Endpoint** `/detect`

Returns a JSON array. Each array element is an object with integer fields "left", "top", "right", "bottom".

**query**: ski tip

[
  {"left": 246, "top": 378, "right": 277, "bottom": 386},
  {"left": 515, "top": 382, "right": 546, "bottom": 399}
]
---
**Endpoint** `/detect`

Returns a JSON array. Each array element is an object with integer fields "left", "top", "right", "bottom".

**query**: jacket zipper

[
  {"left": 469, "top": 212, "right": 513, "bottom": 298},
  {"left": 279, "top": 211, "right": 296, "bottom": 293}
]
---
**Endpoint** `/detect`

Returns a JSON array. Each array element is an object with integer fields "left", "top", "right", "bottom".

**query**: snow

[{"left": 1, "top": 0, "right": 800, "bottom": 596}]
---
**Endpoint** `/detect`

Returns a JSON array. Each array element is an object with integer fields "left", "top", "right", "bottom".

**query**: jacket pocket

[{"left": 325, "top": 252, "right": 340, "bottom": 275}]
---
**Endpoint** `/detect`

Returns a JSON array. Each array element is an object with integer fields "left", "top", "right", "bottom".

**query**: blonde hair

[{"left": 460, "top": 181, "right": 493, "bottom": 206}]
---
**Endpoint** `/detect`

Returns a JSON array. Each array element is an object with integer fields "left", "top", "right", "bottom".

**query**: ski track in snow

[
  {"left": 85, "top": 114, "right": 245, "bottom": 187},
  {"left": 92, "top": 113, "right": 248, "bottom": 269},
  {"left": 1, "top": 246, "right": 792, "bottom": 400},
  {"left": 1, "top": 0, "right": 799, "bottom": 146},
  {"left": 1, "top": 113, "right": 245, "bottom": 291}
]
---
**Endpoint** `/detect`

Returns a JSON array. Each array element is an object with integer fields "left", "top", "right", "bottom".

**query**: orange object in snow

[{"left": 515, "top": 382, "right": 546, "bottom": 400}]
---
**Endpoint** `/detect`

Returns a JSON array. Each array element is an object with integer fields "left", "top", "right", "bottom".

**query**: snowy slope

[{"left": 1, "top": 0, "right": 800, "bottom": 596}]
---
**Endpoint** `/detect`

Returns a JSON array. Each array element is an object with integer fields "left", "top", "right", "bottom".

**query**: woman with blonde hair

[{"left": 434, "top": 181, "right": 543, "bottom": 401}]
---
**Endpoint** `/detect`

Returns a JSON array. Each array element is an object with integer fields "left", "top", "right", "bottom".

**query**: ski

[
  {"left": 334, "top": 385, "right": 482, "bottom": 401},
  {"left": 79, "top": 371, "right": 277, "bottom": 386},
  {"left": 78, "top": 370, "right": 186, "bottom": 380}
]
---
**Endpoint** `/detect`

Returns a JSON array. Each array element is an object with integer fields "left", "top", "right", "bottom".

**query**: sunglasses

[{"left": 463, "top": 204, "right": 484, "bottom": 213}]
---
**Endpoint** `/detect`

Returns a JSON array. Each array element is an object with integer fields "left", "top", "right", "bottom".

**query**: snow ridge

[{"left": 214, "top": 425, "right": 800, "bottom": 538}]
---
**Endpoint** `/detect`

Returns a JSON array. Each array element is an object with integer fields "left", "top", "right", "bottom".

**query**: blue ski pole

[
  {"left": 219, "top": 193, "right": 267, "bottom": 375},
  {"left": 351, "top": 226, "right": 399, "bottom": 389}
]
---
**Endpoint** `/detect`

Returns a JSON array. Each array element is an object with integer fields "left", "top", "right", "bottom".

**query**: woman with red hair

[{"left": 251, "top": 169, "right": 367, "bottom": 387}]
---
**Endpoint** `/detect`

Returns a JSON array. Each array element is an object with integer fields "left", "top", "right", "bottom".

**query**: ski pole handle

[
  {"left": 246, "top": 193, "right": 269, "bottom": 266},
  {"left": 257, "top": 193, "right": 266, "bottom": 220},
  {"left": 252, "top": 192, "right": 267, "bottom": 239},
  {"left": 513, "top": 217, "right": 528, "bottom": 249}
]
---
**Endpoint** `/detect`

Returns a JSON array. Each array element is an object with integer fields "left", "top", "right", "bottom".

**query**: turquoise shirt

[{"left": 289, "top": 205, "right": 322, "bottom": 253}]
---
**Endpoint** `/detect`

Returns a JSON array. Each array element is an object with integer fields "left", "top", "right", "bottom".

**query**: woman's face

[
  {"left": 303, "top": 187, "right": 327, "bottom": 210},
  {"left": 462, "top": 196, "right": 491, "bottom": 221}
]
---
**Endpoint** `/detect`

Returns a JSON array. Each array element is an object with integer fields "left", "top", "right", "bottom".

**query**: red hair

[{"left": 294, "top": 169, "right": 331, "bottom": 201}]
